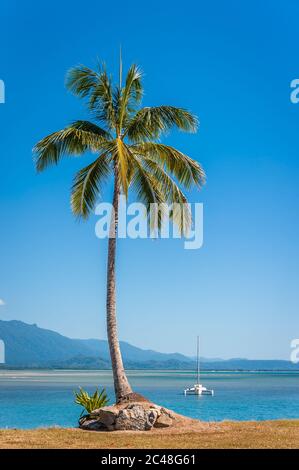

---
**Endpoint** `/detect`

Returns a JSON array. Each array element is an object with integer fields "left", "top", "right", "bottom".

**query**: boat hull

[{"left": 184, "top": 385, "right": 214, "bottom": 396}]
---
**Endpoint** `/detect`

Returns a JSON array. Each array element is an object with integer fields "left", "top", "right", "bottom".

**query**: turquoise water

[{"left": 0, "top": 370, "right": 298, "bottom": 429}]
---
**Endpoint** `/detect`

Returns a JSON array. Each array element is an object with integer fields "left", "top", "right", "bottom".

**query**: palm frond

[
  {"left": 126, "top": 149, "right": 167, "bottom": 230},
  {"left": 131, "top": 142, "right": 205, "bottom": 189},
  {"left": 71, "top": 120, "right": 111, "bottom": 139},
  {"left": 71, "top": 152, "right": 111, "bottom": 218},
  {"left": 118, "top": 64, "right": 143, "bottom": 132},
  {"left": 66, "top": 64, "right": 115, "bottom": 128},
  {"left": 125, "top": 106, "right": 198, "bottom": 142},
  {"left": 124, "top": 64, "right": 143, "bottom": 104},
  {"left": 89, "top": 69, "right": 116, "bottom": 127},
  {"left": 66, "top": 65, "right": 100, "bottom": 98},
  {"left": 135, "top": 155, "right": 192, "bottom": 233},
  {"left": 34, "top": 121, "right": 110, "bottom": 172}
]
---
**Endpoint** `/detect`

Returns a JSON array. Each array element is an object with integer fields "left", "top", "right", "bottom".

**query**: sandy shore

[{"left": 0, "top": 420, "right": 298, "bottom": 449}]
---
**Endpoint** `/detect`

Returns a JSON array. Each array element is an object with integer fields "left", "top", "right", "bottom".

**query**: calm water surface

[{"left": 0, "top": 370, "right": 298, "bottom": 428}]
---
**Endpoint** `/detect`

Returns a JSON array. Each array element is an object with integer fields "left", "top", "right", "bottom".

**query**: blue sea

[{"left": 0, "top": 370, "right": 298, "bottom": 429}]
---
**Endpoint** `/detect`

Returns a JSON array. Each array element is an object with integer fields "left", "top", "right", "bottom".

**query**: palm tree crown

[{"left": 34, "top": 62, "right": 205, "bottom": 226}]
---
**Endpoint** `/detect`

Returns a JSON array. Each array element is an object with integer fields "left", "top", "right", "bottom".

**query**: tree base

[
  {"left": 117, "top": 392, "right": 150, "bottom": 404},
  {"left": 79, "top": 399, "right": 176, "bottom": 432}
]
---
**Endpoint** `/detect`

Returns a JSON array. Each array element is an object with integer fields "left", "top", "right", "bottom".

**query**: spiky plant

[
  {"left": 74, "top": 387, "right": 109, "bottom": 420},
  {"left": 33, "top": 58, "right": 205, "bottom": 403}
]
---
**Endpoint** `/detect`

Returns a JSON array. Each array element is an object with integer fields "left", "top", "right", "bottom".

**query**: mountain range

[{"left": 0, "top": 320, "right": 298, "bottom": 370}]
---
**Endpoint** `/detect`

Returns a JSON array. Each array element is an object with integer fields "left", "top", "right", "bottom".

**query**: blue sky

[{"left": 0, "top": 0, "right": 299, "bottom": 359}]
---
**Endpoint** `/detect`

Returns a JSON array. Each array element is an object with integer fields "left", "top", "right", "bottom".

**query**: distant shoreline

[
  {"left": 1, "top": 367, "right": 299, "bottom": 373},
  {"left": 1, "top": 320, "right": 298, "bottom": 372}
]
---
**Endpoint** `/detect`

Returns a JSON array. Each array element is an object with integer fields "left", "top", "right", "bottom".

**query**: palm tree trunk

[{"left": 106, "top": 166, "right": 132, "bottom": 402}]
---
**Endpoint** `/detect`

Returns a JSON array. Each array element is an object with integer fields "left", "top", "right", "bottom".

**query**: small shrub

[{"left": 74, "top": 387, "right": 109, "bottom": 419}]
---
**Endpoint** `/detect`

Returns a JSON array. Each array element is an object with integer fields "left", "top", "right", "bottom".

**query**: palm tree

[{"left": 33, "top": 59, "right": 205, "bottom": 403}]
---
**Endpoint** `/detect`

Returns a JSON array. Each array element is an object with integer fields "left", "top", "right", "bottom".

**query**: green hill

[{"left": 0, "top": 320, "right": 298, "bottom": 370}]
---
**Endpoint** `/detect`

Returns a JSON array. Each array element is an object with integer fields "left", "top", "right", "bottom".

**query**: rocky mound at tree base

[
  {"left": 117, "top": 392, "right": 150, "bottom": 404},
  {"left": 79, "top": 400, "right": 186, "bottom": 432}
]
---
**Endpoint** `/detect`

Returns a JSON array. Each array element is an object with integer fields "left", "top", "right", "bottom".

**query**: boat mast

[{"left": 197, "top": 336, "right": 200, "bottom": 384}]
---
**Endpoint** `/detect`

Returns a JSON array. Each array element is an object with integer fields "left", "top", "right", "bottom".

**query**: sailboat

[{"left": 184, "top": 336, "right": 214, "bottom": 396}]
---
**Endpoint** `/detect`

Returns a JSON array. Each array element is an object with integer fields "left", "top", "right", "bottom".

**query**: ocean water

[{"left": 0, "top": 370, "right": 298, "bottom": 429}]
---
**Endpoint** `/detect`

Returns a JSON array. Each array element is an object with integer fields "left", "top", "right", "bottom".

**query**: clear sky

[{"left": 0, "top": 0, "right": 299, "bottom": 359}]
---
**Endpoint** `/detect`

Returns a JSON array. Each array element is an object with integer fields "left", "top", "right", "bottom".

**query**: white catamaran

[{"left": 184, "top": 336, "right": 214, "bottom": 396}]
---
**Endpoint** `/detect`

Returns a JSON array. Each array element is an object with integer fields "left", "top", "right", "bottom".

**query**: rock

[
  {"left": 80, "top": 418, "right": 106, "bottom": 431},
  {"left": 154, "top": 413, "right": 173, "bottom": 428},
  {"left": 160, "top": 408, "right": 175, "bottom": 419},
  {"left": 114, "top": 404, "right": 159, "bottom": 431},
  {"left": 78, "top": 401, "right": 175, "bottom": 432},
  {"left": 154, "top": 408, "right": 175, "bottom": 428},
  {"left": 148, "top": 409, "right": 159, "bottom": 426},
  {"left": 91, "top": 406, "right": 117, "bottom": 427}
]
